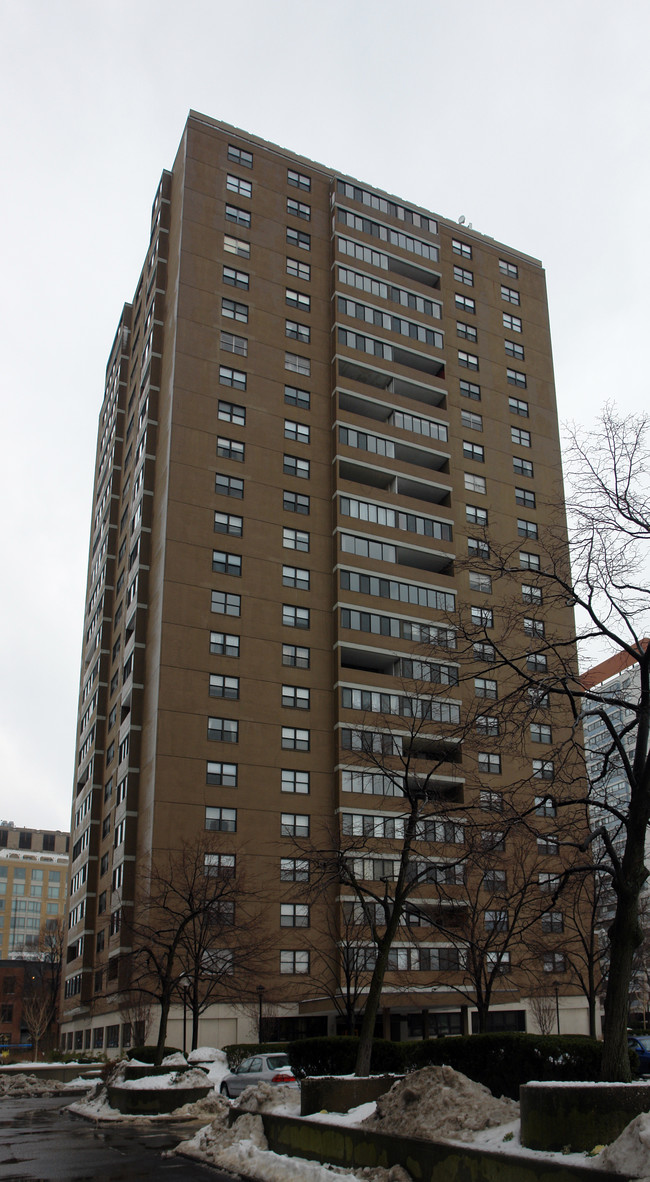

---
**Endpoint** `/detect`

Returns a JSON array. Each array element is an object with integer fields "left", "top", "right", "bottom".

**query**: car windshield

[
  {"left": 266, "top": 1054, "right": 290, "bottom": 1068},
  {"left": 633, "top": 1035, "right": 650, "bottom": 1050}
]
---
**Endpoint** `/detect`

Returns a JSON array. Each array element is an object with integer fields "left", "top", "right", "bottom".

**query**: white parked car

[{"left": 219, "top": 1052, "right": 299, "bottom": 1097}]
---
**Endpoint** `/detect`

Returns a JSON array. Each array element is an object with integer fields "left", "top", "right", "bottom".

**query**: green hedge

[
  {"left": 127, "top": 1045, "right": 182, "bottom": 1063},
  {"left": 282, "top": 1034, "right": 612, "bottom": 1099}
]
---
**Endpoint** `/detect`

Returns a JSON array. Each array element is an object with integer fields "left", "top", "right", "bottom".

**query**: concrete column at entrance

[
  {"left": 460, "top": 1005, "right": 470, "bottom": 1036},
  {"left": 382, "top": 1008, "right": 391, "bottom": 1039},
  {"left": 422, "top": 1008, "right": 429, "bottom": 1039}
]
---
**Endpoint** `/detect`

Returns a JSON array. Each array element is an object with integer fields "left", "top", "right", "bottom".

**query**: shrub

[
  {"left": 403, "top": 1034, "right": 605, "bottom": 1099},
  {"left": 288, "top": 1036, "right": 408, "bottom": 1078},
  {"left": 222, "top": 1042, "right": 290, "bottom": 1069}
]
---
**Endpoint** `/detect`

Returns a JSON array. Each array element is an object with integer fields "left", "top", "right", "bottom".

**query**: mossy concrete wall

[
  {"left": 301, "top": 1075, "right": 400, "bottom": 1115},
  {"left": 521, "top": 1082, "right": 650, "bottom": 1152},
  {"left": 107, "top": 1083, "right": 211, "bottom": 1114},
  {"left": 257, "top": 1111, "right": 620, "bottom": 1182}
]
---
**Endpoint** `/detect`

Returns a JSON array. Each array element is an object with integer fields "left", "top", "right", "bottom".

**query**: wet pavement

[{"left": 0, "top": 1095, "right": 244, "bottom": 1180}]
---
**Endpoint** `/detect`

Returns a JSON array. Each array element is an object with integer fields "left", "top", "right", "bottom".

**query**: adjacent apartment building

[
  {"left": 0, "top": 823, "right": 69, "bottom": 960},
  {"left": 60, "top": 113, "right": 590, "bottom": 1052}
]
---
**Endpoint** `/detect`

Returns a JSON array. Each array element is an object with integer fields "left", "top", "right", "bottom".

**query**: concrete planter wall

[
  {"left": 521, "top": 1082, "right": 650, "bottom": 1152},
  {"left": 107, "top": 1081, "right": 212, "bottom": 1115}
]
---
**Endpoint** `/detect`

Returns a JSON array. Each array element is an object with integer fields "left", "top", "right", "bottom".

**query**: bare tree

[
  {"left": 125, "top": 835, "right": 270, "bottom": 1062},
  {"left": 22, "top": 991, "right": 52, "bottom": 1062},
  {"left": 529, "top": 989, "right": 557, "bottom": 1036},
  {"left": 452, "top": 406, "right": 650, "bottom": 1079}
]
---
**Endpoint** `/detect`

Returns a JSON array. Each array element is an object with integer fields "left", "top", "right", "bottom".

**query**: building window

[
  {"left": 225, "top": 205, "right": 251, "bottom": 228},
  {"left": 455, "top": 293, "right": 475, "bottom": 313},
  {"left": 212, "top": 551, "right": 242, "bottom": 577},
  {"left": 282, "top": 685, "right": 310, "bottom": 710},
  {"left": 220, "top": 331, "right": 247, "bottom": 357},
  {"left": 283, "top": 455, "right": 310, "bottom": 479},
  {"left": 511, "top": 427, "right": 531, "bottom": 447},
  {"left": 283, "top": 605, "right": 310, "bottom": 629},
  {"left": 283, "top": 528, "right": 310, "bottom": 552},
  {"left": 480, "top": 790, "right": 503, "bottom": 811},
  {"left": 464, "top": 473, "right": 486, "bottom": 494},
  {"left": 281, "top": 769, "right": 310, "bottom": 793},
  {"left": 287, "top": 169, "right": 311, "bottom": 191},
  {"left": 205, "top": 853, "right": 236, "bottom": 877},
  {"left": 460, "top": 380, "right": 480, "bottom": 400},
  {"left": 287, "top": 227, "right": 311, "bottom": 250},
  {"left": 210, "top": 632, "right": 240, "bottom": 657},
  {"left": 205, "top": 806, "right": 237, "bottom": 832},
  {"left": 462, "top": 411, "right": 482, "bottom": 432},
  {"left": 282, "top": 644, "right": 310, "bottom": 668},
  {"left": 457, "top": 322, "right": 477, "bottom": 342},
  {"left": 219, "top": 366, "right": 246, "bottom": 390},
  {"left": 285, "top": 385, "right": 310, "bottom": 409},
  {"left": 281, "top": 903, "right": 309, "bottom": 927},
  {"left": 520, "top": 551, "right": 541, "bottom": 571},
  {"left": 285, "top": 319, "right": 310, "bottom": 344},
  {"left": 466, "top": 505, "right": 488, "bottom": 526},
  {"left": 287, "top": 198, "right": 310, "bottom": 220},
  {"left": 281, "top": 858, "right": 309, "bottom": 881},
  {"left": 282, "top": 565, "right": 310, "bottom": 590},
  {"left": 458, "top": 351, "right": 479, "bottom": 371},
  {"left": 474, "top": 642, "right": 495, "bottom": 663},
  {"left": 211, "top": 591, "right": 241, "bottom": 616},
  {"left": 281, "top": 728, "right": 310, "bottom": 751},
  {"left": 476, "top": 714, "right": 499, "bottom": 735},
  {"left": 475, "top": 677, "right": 497, "bottom": 699},
  {"left": 227, "top": 144, "right": 253, "bottom": 168},
  {"left": 280, "top": 950, "right": 310, "bottom": 974},
  {"left": 463, "top": 441, "right": 484, "bottom": 462},
  {"left": 207, "top": 709, "right": 238, "bottom": 745},
  {"left": 468, "top": 538, "right": 489, "bottom": 559},
  {"left": 522, "top": 583, "right": 543, "bottom": 604},
  {"left": 527, "top": 653, "right": 547, "bottom": 673},
  {"left": 42, "top": 834, "right": 55, "bottom": 852},
  {"left": 542, "top": 911, "right": 564, "bottom": 933},
  {"left": 503, "top": 312, "right": 522, "bottom": 333},
  {"left": 507, "top": 369, "right": 527, "bottom": 389},
  {"left": 206, "top": 762, "right": 238, "bottom": 786},
  {"left": 513, "top": 456, "right": 534, "bottom": 478},
  {"left": 223, "top": 266, "right": 249, "bottom": 289},
  {"left": 19, "top": 832, "right": 33, "bottom": 850},
  {"left": 524, "top": 617, "right": 545, "bottom": 637},
  {"left": 453, "top": 266, "right": 473, "bottom": 286},
  {"left": 287, "top": 259, "right": 311, "bottom": 281},
  {"left": 501, "top": 285, "right": 520, "bottom": 305},
  {"left": 224, "top": 235, "right": 250, "bottom": 259},
  {"left": 543, "top": 952, "right": 566, "bottom": 973},
  {"left": 222, "top": 297, "right": 246, "bottom": 326},
  {"left": 482, "top": 870, "right": 507, "bottom": 893},
  {"left": 536, "top": 795, "right": 556, "bottom": 817},
  {"left": 505, "top": 340, "right": 525, "bottom": 360},
  {"left": 452, "top": 239, "right": 472, "bottom": 258},
  {"left": 499, "top": 259, "right": 518, "bottom": 277},
  {"left": 531, "top": 723, "right": 552, "bottom": 743},
  {"left": 516, "top": 488, "right": 536, "bottom": 509},
  {"left": 478, "top": 752, "right": 501, "bottom": 774},
  {"left": 209, "top": 674, "right": 240, "bottom": 700},
  {"left": 285, "top": 352, "right": 311, "bottom": 376},
  {"left": 217, "top": 437, "right": 245, "bottom": 462},
  {"left": 533, "top": 760, "right": 554, "bottom": 781},
  {"left": 471, "top": 605, "right": 493, "bottom": 627},
  {"left": 284, "top": 419, "right": 310, "bottom": 444},
  {"left": 214, "top": 512, "right": 243, "bottom": 537},
  {"left": 215, "top": 474, "right": 244, "bottom": 498},
  {"left": 283, "top": 491, "right": 310, "bottom": 514},
  {"left": 467, "top": 574, "right": 493, "bottom": 595},
  {"left": 286, "top": 288, "right": 311, "bottom": 311},
  {"left": 226, "top": 174, "right": 252, "bottom": 198},
  {"left": 517, "top": 519, "right": 538, "bottom": 539},
  {"left": 485, "top": 910, "right": 508, "bottom": 932},
  {"left": 281, "top": 813, "right": 310, "bottom": 837}
]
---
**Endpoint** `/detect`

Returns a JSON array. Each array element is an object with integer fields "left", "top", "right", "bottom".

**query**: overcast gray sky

[{"left": 1, "top": 0, "right": 648, "bottom": 831}]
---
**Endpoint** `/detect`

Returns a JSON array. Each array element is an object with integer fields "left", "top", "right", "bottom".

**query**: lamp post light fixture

[{"left": 257, "top": 984, "right": 265, "bottom": 1044}]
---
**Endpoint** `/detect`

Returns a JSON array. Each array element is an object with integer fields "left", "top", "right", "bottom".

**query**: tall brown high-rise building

[{"left": 61, "top": 113, "right": 591, "bottom": 1054}]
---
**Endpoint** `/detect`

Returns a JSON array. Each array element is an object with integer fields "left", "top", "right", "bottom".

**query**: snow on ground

[
  {"left": 362, "top": 1066, "right": 518, "bottom": 1143},
  {"left": 0, "top": 1072, "right": 95, "bottom": 1097}
]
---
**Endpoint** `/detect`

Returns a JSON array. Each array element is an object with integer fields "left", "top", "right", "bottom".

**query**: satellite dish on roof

[{"left": 458, "top": 215, "right": 466, "bottom": 224}]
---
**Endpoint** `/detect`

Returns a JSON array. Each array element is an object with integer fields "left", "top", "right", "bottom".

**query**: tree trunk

[
  {"left": 191, "top": 1001, "right": 200, "bottom": 1051},
  {"left": 355, "top": 944, "right": 391, "bottom": 1076},
  {"left": 155, "top": 986, "right": 173, "bottom": 1065},
  {"left": 601, "top": 891, "right": 640, "bottom": 1080}
]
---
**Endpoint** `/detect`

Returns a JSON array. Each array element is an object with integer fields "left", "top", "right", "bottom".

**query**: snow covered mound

[
  {"left": 362, "top": 1065, "right": 518, "bottom": 1143},
  {"left": 599, "top": 1111, "right": 650, "bottom": 1177},
  {"left": 235, "top": 1081, "right": 301, "bottom": 1115},
  {"left": 161, "top": 1052, "right": 188, "bottom": 1068},
  {"left": 0, "top": 1073, "right": 72, "bottom": 1097},
  {"left": 188, "top": 1046, "right": 227, "bottom": 1065}
]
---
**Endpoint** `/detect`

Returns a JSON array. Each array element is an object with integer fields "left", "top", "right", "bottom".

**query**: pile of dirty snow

[
  {"left": 235, "top": 1080, "right": 301, "bottom": 1115},
  {"left": 0, "top": 1073, "right": 79, "bottom": 1097},
  {"left": 599, "top": 1111, "right": 650, "bottom": 1176},
  {"left": 362, "top": 1066, "right": 518, "bottom": 1143}
]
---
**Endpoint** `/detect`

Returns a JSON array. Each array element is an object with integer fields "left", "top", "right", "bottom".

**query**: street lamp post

[
  {"left": 257, "top": 985, "right": 265, "bottom": 1044},
  {"left": 180, "top": 976, "right": 190, "bottom": 1057},
  {"left": 554, "top": 983, "right": 560, "bottom": 1035}
]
